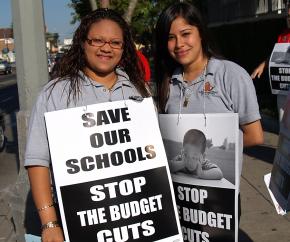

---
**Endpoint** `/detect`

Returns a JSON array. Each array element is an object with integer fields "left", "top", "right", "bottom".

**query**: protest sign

[
  {"left": 159, "top": 114, "right": 239, "bottom": 242},
  {"left": 45, "top": 97, "right": 183, "bottom": 242},
  {"left": 269, "top": 43, "right": 290, "bottom": 95},
  {"left": 269, "top": 93, "right": 290, "bottom": 212},
  {"left": 264, "top": 173, "right": 287, "bottom": 215}
]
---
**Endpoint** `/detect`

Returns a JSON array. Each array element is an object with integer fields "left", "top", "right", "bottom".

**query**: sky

[{"left": 0, "top": 0, "right": 79, "bottom": 43}]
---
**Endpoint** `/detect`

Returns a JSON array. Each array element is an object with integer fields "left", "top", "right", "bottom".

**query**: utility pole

[
  {"left": 3, "top": 31, "right": 9, "bottom": 53},
  {"left": 124, "top": 0, "right": 138, "bottom": 24},
  {"left": 100, "top": 0, "right": 110, "bottom": 8},
  {"left": 9, "top": 0, "right": 49, "bottom": 241}
]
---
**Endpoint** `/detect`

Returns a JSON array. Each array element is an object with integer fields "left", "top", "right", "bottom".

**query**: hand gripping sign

[{"left": 45, "top": 97, "right": 183, "bottom": 242}]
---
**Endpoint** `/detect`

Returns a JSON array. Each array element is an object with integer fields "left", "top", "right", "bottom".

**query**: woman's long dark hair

[
  {"left": 51, "top": 8, "right": 150, "bottom": 104},
  {"left": 154, "top": 2, "right": 216, "bottom": 112}
]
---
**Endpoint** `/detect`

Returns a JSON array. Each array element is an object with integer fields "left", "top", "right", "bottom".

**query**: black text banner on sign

[
  {"left": 269, "top": 43, "right": 290, "bottom": 95},
  {"left": 44, "top": 97, "right": 183, "bottom": 242},
  {"left": 159, "top": 114, "right": 239, "bottom": 242}
]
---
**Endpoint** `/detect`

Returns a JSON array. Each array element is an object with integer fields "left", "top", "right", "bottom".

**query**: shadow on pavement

[
  {"left": 239, "top": 229, "right": 254, "bottom": 242},
  {"left": 243, "top": 115, "right": 278, "bottom": 164},
  {"left": 244, "top": 145, "right": 276, "bottom": 164}
]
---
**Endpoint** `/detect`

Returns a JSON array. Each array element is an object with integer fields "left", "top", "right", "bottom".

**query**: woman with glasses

[{"left": 24, "top": 8, "right": 150, "bottom": 242}]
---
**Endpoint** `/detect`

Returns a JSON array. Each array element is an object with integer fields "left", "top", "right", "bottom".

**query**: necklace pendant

[{"left": 183, "top": 97, "right": 189, "bottom": 107}]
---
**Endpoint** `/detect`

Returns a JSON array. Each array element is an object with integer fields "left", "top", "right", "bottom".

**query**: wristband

[
  {"left": 37, "top": 203, "right": 54, "bottom": 212},
  {"left": 41, "top": 221, "right": 60, "bottom": 231}
]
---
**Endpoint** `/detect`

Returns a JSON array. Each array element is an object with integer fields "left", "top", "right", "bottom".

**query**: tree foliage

[
  {"left": 68, "top": 0, "right": 176, "bottom": 45},
  {"left": 116, "top": 0, "right": 176, "bottom": 45},
  {"left": 68, "top": 0, "right": 92, "bottom": 25}
]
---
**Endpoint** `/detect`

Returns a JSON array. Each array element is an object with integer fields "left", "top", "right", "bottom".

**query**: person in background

[
  {"left": 137, "top": 49, "right": 151, "bottom": 82},
  {"left": 251, "top": 5, "right": 290, "bottom": 122},
  {"left": 24, "top": 8, "right": 150, "bottom": 242}
]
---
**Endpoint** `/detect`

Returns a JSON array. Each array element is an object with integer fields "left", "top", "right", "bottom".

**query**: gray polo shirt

[
  {"left": 166, "top": 57, "right": 261, "bottom": 125},
  {"left": 165, "top": 57, "right": 261, "bottom": 178},
  {"left": 24, "top": 69, "right": 141, "bottom": 167}
]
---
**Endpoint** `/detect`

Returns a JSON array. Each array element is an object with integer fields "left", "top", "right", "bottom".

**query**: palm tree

[
  {"left": 124, "top": 0, "right": 138, "bottom": 24},
  {"left": 99, "top": 0, "right": 110, "bottom": 8}
]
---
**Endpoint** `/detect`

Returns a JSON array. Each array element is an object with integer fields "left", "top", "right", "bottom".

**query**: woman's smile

[{"left": 175, "top": 49, "right": 191, "bottom": 58}]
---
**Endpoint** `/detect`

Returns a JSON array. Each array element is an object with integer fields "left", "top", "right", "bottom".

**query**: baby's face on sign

[
  {"left": 184, "top": 143, "right": 202, "bottom": 158},
  {"left": 183, "top": 143, "right": 203, "bottom": 171}
]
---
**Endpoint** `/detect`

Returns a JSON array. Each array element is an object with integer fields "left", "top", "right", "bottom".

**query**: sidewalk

[
  {"left": 239, "top": 116, "right": 290, "bottom": 241},
  {"left": 0, "top": 114, "right": 290, "bottom": 241},
  {"left": 0, "top": 113, "right": 18, "bottom": 242}
]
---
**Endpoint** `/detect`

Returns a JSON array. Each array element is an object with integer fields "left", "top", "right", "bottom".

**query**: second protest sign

[{"left": 159, "top": 113, "right": 239, "bottom": 242}]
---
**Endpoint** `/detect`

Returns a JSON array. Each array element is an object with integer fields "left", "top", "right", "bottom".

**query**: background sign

[
  {"left": 269, "top": 93, "right": 290, "bottom": 212},
  {"left": 159, "top": 114, "right": 239, "bottom": 242},
  {"left": 45, "top": 98, "right": 182, "bottom": 242},
  {"left": 269, "top": 43, "right": 290, "bottom": 95}
]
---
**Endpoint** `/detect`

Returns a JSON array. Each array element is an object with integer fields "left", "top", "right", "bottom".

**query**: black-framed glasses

[{"left": 86, "top": 38, "right": 124, "bottom": 49}]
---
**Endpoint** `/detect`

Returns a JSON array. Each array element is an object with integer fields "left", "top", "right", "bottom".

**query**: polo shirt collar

[
  {"left": 81, "top": 68, "right": 134, "bottom": 90},
  {"left": 171, "top": 67, "right": 184, "bottom": 85},
  {"left": 205, "top": 57, "right": 216, "bottom": 76},
  {"left": 170, "top": 57, "right": 217, "bottom": 85}
]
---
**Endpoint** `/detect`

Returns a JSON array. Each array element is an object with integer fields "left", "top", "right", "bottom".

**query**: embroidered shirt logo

[
  {"left": 204, "top": 81, "right": 214, "bottom": 92},
  {"left": 199, "top": 81, "right": 217, "bottom": 95}
]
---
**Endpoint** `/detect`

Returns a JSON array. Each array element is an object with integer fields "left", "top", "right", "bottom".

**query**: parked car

[
  {"left": 48, "top": 58, "right": 55, "bottom": 73},
  {"left": 0, "top": 60, "right": 12, "bottom": 74}
]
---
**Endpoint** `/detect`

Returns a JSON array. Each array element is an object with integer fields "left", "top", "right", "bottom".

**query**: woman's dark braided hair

[{"left": 51, "top": 8, "right": 150, "bottom": 104}]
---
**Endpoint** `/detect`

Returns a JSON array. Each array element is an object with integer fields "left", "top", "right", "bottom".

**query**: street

[
  {"left": 0, "top": 73, "right": 19, "bottom": 190},
  {"left": 0, "top": 73, "right": 18, "bottom": 112},
  {"left": 0, "top": 72, "right": 17, "bottom": 88},
  {"left": 0, "top": 74, "right": 19, "bottom": 241}
]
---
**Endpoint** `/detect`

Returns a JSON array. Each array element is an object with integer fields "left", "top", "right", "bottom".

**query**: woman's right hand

[
  {"left": 251, "top": 61, "right": 266, "bottom": 79},
  {"left": 27, "top": 166, "right": 64, "bottom": 242},
  {"left": 41, "top": 227, "right": 64, "bottom": 242}
]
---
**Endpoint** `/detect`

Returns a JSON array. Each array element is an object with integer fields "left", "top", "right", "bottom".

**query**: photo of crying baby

[
  {"left": 169, "top": 129, "right": 224, "bottom": 180},
  {"left": 159, "top": 114, "right": 238, "bottom": 187}
]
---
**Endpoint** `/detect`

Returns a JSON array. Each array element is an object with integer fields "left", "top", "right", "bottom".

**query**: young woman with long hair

[
  {"left": 25, "top": 8, "right": 150, "bottom": 242},
  {"left": 154, "top": 1, "right": 264, "bottom": 225},
  {"left": 155, "top": 2, "right": 263, "bottom": 147}
]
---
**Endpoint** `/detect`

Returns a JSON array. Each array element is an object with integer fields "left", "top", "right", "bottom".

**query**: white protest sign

[
  {"left": 159, "top": 113, "right": 239, "bottom": 242},
  {"left": 269, "top": 43, "right": 290, "bottom": 95},
  {"left": 45, "top": 97, "right": 183, "bottom": 242},
  {"left": 264, "top": 173, "right": 287, "bottom": 215},
  {"left": 269, "top": 93, "right": 290, "bottom": 213}
]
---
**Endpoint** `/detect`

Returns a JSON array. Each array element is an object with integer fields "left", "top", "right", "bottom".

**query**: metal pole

[
  {"left": 268, "top": 0, "right": 272, "bottom": 13},
  {"left": 3, "top": 31, "right": 9, "bottom": 52},
  {"left": 9, "top": 0, "right": 49, "bottom": 241}
]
